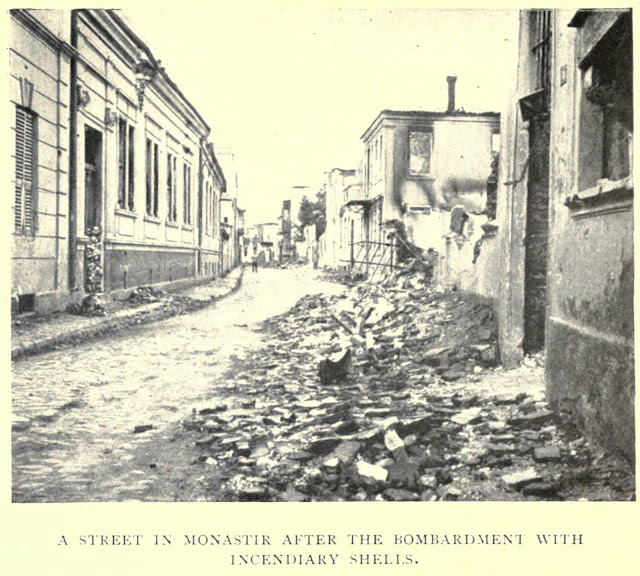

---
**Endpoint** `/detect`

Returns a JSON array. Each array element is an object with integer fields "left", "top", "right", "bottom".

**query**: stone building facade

[
  {"left": 199, "top": 142, "right": 225, "bottom": 278},
  {"left": 496, "top": 9, "right": 633, "bottom": 460},
  {"left": 10, "top": 9, "right": 234, "bottom": 313},
  {"left": 10, "top": 10, "right": 74, "bottom": 313},
  {"left": 71, "top": 10, "right": 210, "bottom": 295}
]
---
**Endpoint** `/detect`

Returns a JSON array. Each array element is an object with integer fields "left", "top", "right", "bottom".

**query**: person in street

[{"left": 251, "top": 254, "right": 258, "bottom": 273}]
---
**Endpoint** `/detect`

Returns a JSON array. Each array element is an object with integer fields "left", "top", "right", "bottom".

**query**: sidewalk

[{"left": 11, "top": 266, "right": 244, "bottom": 362}]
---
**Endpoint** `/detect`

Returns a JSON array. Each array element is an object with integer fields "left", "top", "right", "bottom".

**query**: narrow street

[
  {"left": 11, "top": 267, "right": 343, "bottom": 502},
  {"left": 12, "top": 267, "right": 634, "bottom": 503}
]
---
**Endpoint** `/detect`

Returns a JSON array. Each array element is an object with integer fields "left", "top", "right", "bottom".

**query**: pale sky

[{"left": 124, "top": 8, "right": 518, "bottom": 224}]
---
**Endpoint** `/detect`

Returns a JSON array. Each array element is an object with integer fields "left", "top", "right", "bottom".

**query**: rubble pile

[
  {"left": 84, "top": 227, "right": 104, "bottom": 294},
  {"left": 78, "top": 293, "right": 106, "bottom": 317},
  {"left": 183, "top": 272, "right": 634, "bottom": 502},
  {"left": 128, "top": 286, "right": 165, "bottom": 305}
]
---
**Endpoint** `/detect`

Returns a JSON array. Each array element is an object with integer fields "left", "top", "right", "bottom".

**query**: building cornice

[
  {"left": 11, "top": 9, "right": 77, "bottom": 59},
  {"left": 76, "top": 9, "right": 210, "bottom": 138},
  {"left": 361, "top": 109, "right": 500, "bottom": 143}
]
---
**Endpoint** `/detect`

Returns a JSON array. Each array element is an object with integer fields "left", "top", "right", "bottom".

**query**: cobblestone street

[
  {"left": 12, "top": 267, "right": 343, "bottom": 502},
  {"left": 13, "top": 267, "right": 634, "bottom": 503}
]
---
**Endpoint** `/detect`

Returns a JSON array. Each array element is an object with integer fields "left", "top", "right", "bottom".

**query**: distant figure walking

[{"left": 251, "top": 255, "right": 258, "bottom": 273}]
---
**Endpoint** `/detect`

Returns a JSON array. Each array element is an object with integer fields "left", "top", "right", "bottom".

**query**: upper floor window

[
  {"left": 491, "top": 132, "right": 501, "bottom": 159},
  {"left": 14, "top": 106, "right": 38, "bottom": 233},
  {"left": 118, "top": 117, "right": 135, "bottom": 211},
  {"left": 408, "top": 130, "right": 433, "bottom": 176},
  {"left": 573, "top": 11, "right": 633, "bottom": 194},
  {"left": 530, "top": 10, "right": 552, "bottom": 92}
]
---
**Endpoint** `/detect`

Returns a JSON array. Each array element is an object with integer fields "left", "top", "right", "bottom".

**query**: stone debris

[
  {"left": 178, "top": 269, "right": 632, "bottom": 502},
  {"left": 128, "top": 286, "right": 165, "bottom": 304},
  {"left": 357, "top": 461, "right": 389, "bottom": 482},
  {"left": 502, "top": 468, "right": 541, "bottom": 490},
  {"left": 12, "top": 417, "right": 30, "bottom": 432},
  {"left": 451, "top": 407, "right": 483, "bottom": 425},
  {"left": 533, "top": 446, "right": 561, "bottom": 462}
]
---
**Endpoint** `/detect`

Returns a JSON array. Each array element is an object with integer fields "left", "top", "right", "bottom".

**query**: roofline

[
  {"left": 361, "top": 109, "right": 500, "bottom": 142},
  {"left": 106, "top": 9, "right": 211, "bottom": 135}
]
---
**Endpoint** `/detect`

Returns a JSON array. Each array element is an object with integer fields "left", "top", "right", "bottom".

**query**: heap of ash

[{"left": 182, "top": 273, "right": 635, "bottom": 502}]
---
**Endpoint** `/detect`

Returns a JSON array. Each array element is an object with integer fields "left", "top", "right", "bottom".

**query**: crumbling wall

[{"left": 440, "top": 212, "right": 500, "bottom": 302}]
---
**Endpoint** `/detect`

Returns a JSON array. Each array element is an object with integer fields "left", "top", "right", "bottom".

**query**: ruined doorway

[
  {"left": 83, "top": 126, "right": 104, "bottom": 293},
  {"left": 523, "top": 114, "right": 550, "bottom": 353}
]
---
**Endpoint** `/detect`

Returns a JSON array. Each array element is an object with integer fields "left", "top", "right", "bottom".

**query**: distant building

[
  {"left": 279, "top": 199, "right": 293, "bottom": 261},
  {"left": 217, "top": 147, "right": 243, "bottom": 273},
  {"left": 319, "top": 168, "right": 359, "bottom": 268}
]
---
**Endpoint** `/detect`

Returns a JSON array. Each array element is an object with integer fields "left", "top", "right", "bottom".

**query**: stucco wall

[
  {"left": 10, "top": 11, "right": 72, "bottom": 311},
  {"left": 544, "top": 10, "right": 634, "bottom": 461},
  {"left": 439, "top": 213, "right": 500, "bottom": 301},
  {"left": 381, "top": 116, "right": 499, "bottom": 225}
]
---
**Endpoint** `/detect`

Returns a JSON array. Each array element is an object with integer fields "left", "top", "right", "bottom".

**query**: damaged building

[
  {"left": 496, "top": 9, "right": 634, "bottom": 461},
  {"left": 356, "top": 77, "right": 500, "bottom": 281}
]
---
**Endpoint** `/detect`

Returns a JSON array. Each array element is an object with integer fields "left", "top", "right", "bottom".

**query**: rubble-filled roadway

[{"left": 12, "top": 267, "right": 634, "bottom": 502}]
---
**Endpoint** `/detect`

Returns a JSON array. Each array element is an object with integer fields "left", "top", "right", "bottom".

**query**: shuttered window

[{"left": 14, "top": 106, "right": 37, "bottom": 233}]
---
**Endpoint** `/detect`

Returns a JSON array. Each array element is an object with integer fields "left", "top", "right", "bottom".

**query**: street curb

[{"left": 11, "top": 266, "right": 245, "bottom": 363}]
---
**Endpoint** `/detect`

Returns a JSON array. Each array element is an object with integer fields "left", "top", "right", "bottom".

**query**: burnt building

[{"left": 359, "top": 77, "right": 500, "bottom": 279}]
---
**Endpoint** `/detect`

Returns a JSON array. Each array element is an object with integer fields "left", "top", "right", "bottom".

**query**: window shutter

[{"left": 15, "top": 107, "right": 36, "bottom": 233}]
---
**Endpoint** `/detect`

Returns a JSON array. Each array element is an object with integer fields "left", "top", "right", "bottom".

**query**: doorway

[
  {"left": 523, "top": 114, "right": 550, "bottom": 353},
  {"left": 83, "top": 126, "right": 104, "bottom": 293},
  {"left": 84, "top": 126, "right": 102, "bottom": 232}
]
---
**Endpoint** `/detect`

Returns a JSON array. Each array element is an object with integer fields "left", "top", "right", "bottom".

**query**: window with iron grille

[
  {"left": 213, "top": 190, "right": 218, "bottom": 235},
  {"left": 117, "top": 117, "right": 135, "bottom": 211},
  {"left": 531, "top": 10, "right": 552, "bottom": 92},
  {"left": 14, "top": 106, "right": 37, "bottom": 233}
]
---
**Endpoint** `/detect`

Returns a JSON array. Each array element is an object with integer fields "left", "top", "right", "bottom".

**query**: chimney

[{"left": 446, "top": 76, "right": 457, "bottom": 112}]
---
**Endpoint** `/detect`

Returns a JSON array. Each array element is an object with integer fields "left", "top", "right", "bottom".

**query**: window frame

[
  {"left": 407, "top": 128, "right": 434, "bottom": 178},
  {"left": 183, "top": 162, "right": 192, "bottom": 226},
  {"left": 166, "top": 151, "right": 178, "bottom": 223},
  {"left": 117, "top": 116, "right": 135, "bottom": 212},
  {"left": 566, "top": 10, "right": 633, "bottom": 212},
  {"left": 14, "top": 105, "right": 38, "bottom": 234}
]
